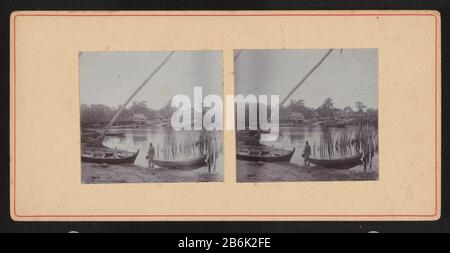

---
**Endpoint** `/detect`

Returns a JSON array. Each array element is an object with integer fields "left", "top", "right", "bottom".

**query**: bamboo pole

[
  {"left": 280, "top": 49, "right": 333, "bottom": 107},
  {"left": 97, "top": 51, "right": 175, "bottom": 141},
  {"left": 234, "top": 50, "right": 242, "bottom": 62},
  {"left": 246, "top": 49, "right": 335, "bottom": 142}
]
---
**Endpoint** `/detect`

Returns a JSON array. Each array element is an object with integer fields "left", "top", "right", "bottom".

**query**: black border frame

[{"left": 1, "top": 0, "right": 448, "bottom": 233}]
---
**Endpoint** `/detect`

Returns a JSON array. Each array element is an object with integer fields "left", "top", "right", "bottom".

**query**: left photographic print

[{"left": 79, "top": 51, "right": 223, "bottom": 184}]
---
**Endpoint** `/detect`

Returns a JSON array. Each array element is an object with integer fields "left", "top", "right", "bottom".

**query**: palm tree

[
  {"left": 288, "top": 99, "right": 306, "bottom": 113},
  {"left": 290, "top": 99, "right": 305, "bottom": 107},
  {"left": 343, "top": 106, "right": 353, "bottom": 114},
  {"left": 322, "top": 97, "right": 334, "bottom": 117},
  {"left": 323, "top": 97, "right": 334, "bottom": 110},
  {"left": 130, "top": 100, "right": 148, "bottom": 113},
  {"left": 159, "top": 99, "right": 176, "bottom": 119},
  {"left": 316, "top": 98, "right": 334, "bottom": 117},
  {"left": 355, "top": 102, "right": 367, "bottom": 113}
]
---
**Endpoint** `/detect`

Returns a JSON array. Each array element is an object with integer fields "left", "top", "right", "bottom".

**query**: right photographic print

[{"left": 234, "top": 49, "right": 378, "bottom": 183}]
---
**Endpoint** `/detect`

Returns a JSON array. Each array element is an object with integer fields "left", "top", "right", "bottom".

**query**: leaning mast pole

[
  {"left": 97, "top": 51, "right": 175, "bottom": 141},
  {"left": 233, "top": 49, "right": 334, "bottom": 107},
  {"left": 280, "top": 49, "right": 333, "bottom": 107},
  {"left": 234, "top": 50, "right": 243, "bottom": 62},
  {"left": 233, "top": 49, "right": 334, "bottom": 142}
]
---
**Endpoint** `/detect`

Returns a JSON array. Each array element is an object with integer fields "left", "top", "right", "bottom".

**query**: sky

[
  {"left": 79, "top": 50, "right": 222, "bottom": 109},
  {"left": 79, "top": 49, "right": 377, "bottom": 111},
  {"left": 234, "top": 49, "right": 378, "bottom": 110}
]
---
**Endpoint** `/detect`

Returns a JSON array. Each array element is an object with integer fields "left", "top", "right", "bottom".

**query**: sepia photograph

[
  {"left": 235, "top": 49, "right": 379, "bottom": 182},
  {"left": 9, "top": 8, "right": 441, "bottom": 224},
  {"left": 79, "top": 50, "right": 223, "bottom": 183}
]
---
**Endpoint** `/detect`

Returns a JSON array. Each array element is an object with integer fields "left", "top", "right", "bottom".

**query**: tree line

[
  {"left": 80, "top": 100, "right": 174, "bottom": 123},
  {"left": 280, "top": 97, "right": 378, "bottom": 120},
  {"left": 80, "top": 97, "right": 378, "bottom": 124}
]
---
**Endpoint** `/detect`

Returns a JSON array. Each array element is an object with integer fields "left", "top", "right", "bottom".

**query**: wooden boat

[
  {"left": 81, "top": 130, "right": 125, "bottom": 138},
  {"left": 81, "top": 147, "right": 139, "bottom": 164},
  {"left": 81, "top": 52, "right": 175, "bottom": 167},
  {"left": 237, "top": 145, "right": 295, "bottom": 162},
  {"left": 104, "top": 132, "right": 125, "bottom": 137},
  {"left": 308, "top": 153, "right": 362, "bottom": 169},
  {"left": 154, "top": 155, "right": 207, "bottom": 169},
  {"left": 320, "top": 120, "right": 347, "bottom": 128},
  {"left": 236, "top": 130, "right": 260, "bottom": 142}
]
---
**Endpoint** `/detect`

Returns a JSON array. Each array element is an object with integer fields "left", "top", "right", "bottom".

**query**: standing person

[
  {"left": 201, "top": 129, "right": 208, "bottom": 155},
  {"left": 206, "top": 136, "right": 212, "bottom": 174},
  {"left": 147, "top": 142, "right": 155, "bottom": 168},
  {"left": 211, "top": 137, "right": 217, "bottom": 172},
  {"left": 206, "top": 148, "right": 211, "bottom": 174},
  {"left": 303, "top": 141, "right": 311, "bottom": 167},
  {"left": 207, "top": 137, "right": 216, "bottom": 173}
]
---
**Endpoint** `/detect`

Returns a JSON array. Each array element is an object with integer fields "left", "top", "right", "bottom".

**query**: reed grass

[
  {"left": 316, "top": 119, "right": 378, "bottom": 171},
  {"left": 156, "top": 130, "right": 219, "bottom": 166}
]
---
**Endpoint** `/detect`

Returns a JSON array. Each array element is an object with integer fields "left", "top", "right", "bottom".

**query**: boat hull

[
  {"left": 81, "top": 147, "right": 139, "bottom": 164},
  {"left": 320, "top": 120, "right": 347, "bottom": 128},
  {"left": 237, "top": 145, "right": 295, "bottom": 163},
  {"left": 103, "top": 132, "right": 125, "bottom": 137},
  {"left": 309, "top": 153, "right": 362, "bottom": 169},
  {"left": 154, "top": 155, "right": 207, "bottom": 169}
]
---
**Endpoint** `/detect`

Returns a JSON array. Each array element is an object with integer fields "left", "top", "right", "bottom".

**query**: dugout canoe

[
  {"left": 308, "top": 153, "right": 363, "bottom": 169},
  {"left": 236, "top": 145, "right": 295, "bottom": 163},
  {"left": 104, "top": 132, "right": 126, "bottom": 137},
  {"left": 320, "top": 120, "right": 347, "bottom": 128},
  {"left": 154, "top": 155, "right": 207, "bottom": 169},
  {"left": 81, "top": 147, "right": 139, "bottom": 164}
]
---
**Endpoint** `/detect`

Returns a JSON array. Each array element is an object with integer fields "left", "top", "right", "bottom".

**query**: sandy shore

[
  {"left": 83, "top": 160, "right": 377, "bottom": 184},
  {"left": 82, "top": 162, "right": 223, "bottom": 184},
  {"left": 237, "top": 160, "right": 378, "bottom": 182}
]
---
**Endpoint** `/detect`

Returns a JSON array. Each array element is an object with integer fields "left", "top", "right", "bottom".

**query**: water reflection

[
  {"left": 102, "top": 127, "right": 224, "bottom": 172},
  {"left": 259, "top": 124, "right": 378, "bottom": 172},
  {"left": 132, "top": 134, "right": 148, "bottom": 144}
]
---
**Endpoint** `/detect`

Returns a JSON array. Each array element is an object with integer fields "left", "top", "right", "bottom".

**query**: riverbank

[
  {"left": 83, "top": 160, "right": 377, "bottom": 184},
  {"left": 82, "top": 162, "right": 223, "bottom": 184},
  {"left": 237, "top": 160, "right": 378, "bottom": 182}
]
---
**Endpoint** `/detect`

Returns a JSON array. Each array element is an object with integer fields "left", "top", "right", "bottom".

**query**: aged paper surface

[{"left": 10, "top": 11, "right": 441, "bottom": 221}]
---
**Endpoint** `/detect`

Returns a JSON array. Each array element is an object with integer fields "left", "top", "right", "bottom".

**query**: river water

[
  {"left": 102, "top": 127, "right": 224, "bottom": 170},
  {"left": 258, "top": 124, "right": 379, "bottom": 173},
  {"left": 100, "top": 124, "right": 378, "bottom": 182}
]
